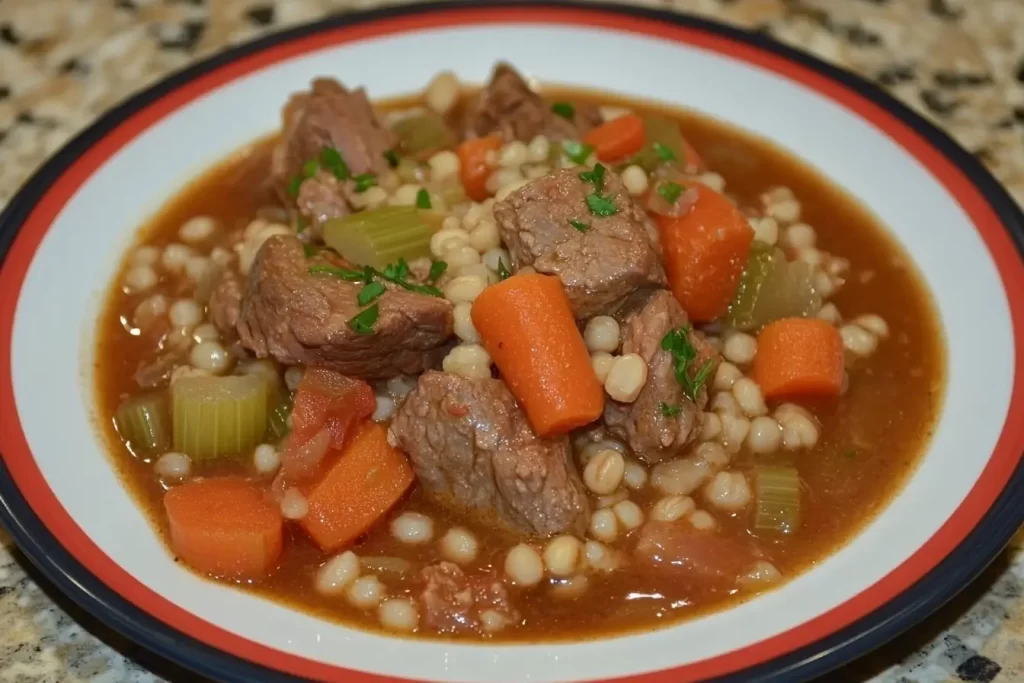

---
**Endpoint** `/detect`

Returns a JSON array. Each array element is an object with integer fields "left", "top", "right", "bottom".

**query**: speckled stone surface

[{"left": 0, "top": 1, "right": 1022, "bottom": 681}]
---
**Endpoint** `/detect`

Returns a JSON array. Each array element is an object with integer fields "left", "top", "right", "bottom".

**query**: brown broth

[{"left": 93, "top": 87, "right": 945, "bottom": 641}]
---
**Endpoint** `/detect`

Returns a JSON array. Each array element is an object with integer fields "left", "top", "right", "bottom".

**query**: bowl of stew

[{"left": 1, "top": 3, "right": 1022, "bottom": 682}]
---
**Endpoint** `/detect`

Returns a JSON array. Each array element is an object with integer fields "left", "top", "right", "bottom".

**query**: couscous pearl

[
  {"left": 583, "top": 449, "right": 626, "bottom": 495},
  {"left": 440, "top": 527, "right": 479, "bottom": 565},
  {"left": 750, "top": 216, "right": 779, "bottom": 245},
  {"left": 688, "top": 510, "right": 717, "bottom": 530},
  {"left": 703, "top": 471, "right": 752, "bottom": 512},
  {"left": 280, "top": 488, "right": 309, "bottom": 520},
  {"left": 179, "top": 216, "right": 217, "bottom": 243},
  {"left": 124, "top": 265, "right": 158, "bottom": 292},
  {"left": 551, "top": 574, "right": 589, "bottom": 599},
  {"left": 840, "top": 323, "right": 878, "bottom": 356},
  {"left": 595, "top": 490, "right": 628, "bottom": 510},
  {"left": 468, "top": 220, "right": 501, "bottom": 253},
  {"left": 740, "top": 560, "right": 783, "bottom": 587},
  {"left": 161, "top": 243, "right": 193, "bottom": 273},
  {"left": 711, "top": 391, "right": 741, "bottom": 416},
  {"left": 169, "top": 299, "right": 203, "bottom": 328},
  {"left": 284, "top": 366, "right": 305, "bottom": 392},
  {"left": 579, "top": 439, "right": 626, "bottom": 466},
  {"left": 817, "top": 302, "right": 842, "bottom": 325},
  {"left": 425, "top": 70, "right": 460, "bottom": 114},
  {"left": 390, "top": 512, "right": 434, "bottom": 544},
  {"left": 253, "top": 443, "right": 280, "bottom": 474},
  {"left": 588, "top": 508, "right": 619, "bottom": 542},
  {"left": 184, "top": 255, "right": 211, "bottom": 283},
  {"left": 192, "top": 322, "right": 220, "bottom": 343},
  {"left": 584, "top": 540, "right": 618, "bottom": 572},
  {"left": 444, "top": 244, "right": 483, "bottom": 270},
  {"left": 650, "top": 495, "right": 696, "bottom": 522},
  {"left": 346, "top": 575, "right": 385, "bottom": 609},
  {"left": 482, "top": 247, "right": 511, "bottom": 273},
  {"left": 378, "top": 598, "right": 419, "bottom": 632},
  {"left": 428, "top": 150, "right": 461, "bottom": 180},
  {"left": 701, "top": 412, "right": 722, "bottom": 441},
  {"left": 543, "top": 535, "right": 583, "bottom": 577},
  {"left": 499, "top": 141, "right": 529, "bottom": 168},
  {"left": 190, "top": 340, "right": 231, "bottom": 374},
  {"left": 732, "top": 378, "right": 768, "bottom": 417},
  {"left": 854, "top": 314, "right": 889, "bottom": 338},
  {"left": 372, "top": 395, "right": 396, "bottom": 422},
  {"left": 154, "top": 452, "right": 191, "bottom": 481},
  {"left": 527, "top": 135, "right": 550, "bottom": 163},
  {"left": 699, "top": 172, "right": 726, "bottom": 192},
  {"left": 776, "top": 404, "right": 819, "bottom": 450},
  {"left": 316, "top": 551, "right": 360, "bottom": 595},
  {"left": 443, "top": 274, "right": 487, "bottom": 304},
  {"left": 442, "top": 344, "right": 492, "bottom": 380},
  {"left": 622, "top": 460, "right": 648, "bottom": 490},
  {"left": 452, "top": 302, "right": 481, "bottom": 343},
  {"left": 784, "top": 222, "right": 816, "bottom": 249},
  {"left": 621, "top": 165, "right": 649, "bottom": 196},
  {"left": 430, "top": 228, "right": 471, "bottom": 259},
  {"left": 133, "top": 294, "right": 167, "bottom": 328},
  {"left": 720, "top": 414, "right": 751, "bottom": 452},
  {"left": 605, "top": 353, "right": 648, "bottom": 403},
  {"left": 713, "top": 361, "right": 742, "bottom": 391},
  {"left": 583, "top": 316, "right": 621, "bottom": 353},
  {"left": 132, "top": 245, "right": 160, "bottom": 266},
  {"left": 722, "top": 332, "right": 757, "bottom": 365},
  {"left": 591, "top": 352, "right": 616, "bottom": 384},
  {"left": 747, "top": 416, "right": 783, "bottom": 454},
  {"left": 505, "top": 544, "right": 544, "bottom": 587},
  {"left": 480, "top": 609, "right": 510, "bottom": 633},
  {"left": 386, "top": 375, "right": 416, "bottom": 398},
  {"left": 612, "top": 500, "right": 644, "bottom": 530}
]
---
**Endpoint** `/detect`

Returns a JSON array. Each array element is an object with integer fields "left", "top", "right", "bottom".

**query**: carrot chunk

[
  {"left": 164, "top": 477, "right": 283, "bottom": 579},
  {"left": 471, "top": 273, "right": 604, "bottom": 436},
  {"left": 457, "top": 135, "right": 503, "bottom": 201},
  {"left": 655, "top": 183, "right": 754, "bottom": 322},
  {"left": 299, "top": 422, "right": 414, "bottom": 552},
  {"left": 752, "top": 318, "right": 845, "bottom": 400},
  {"left": 584, "top": 113, "right": 646, "bottom": 162}
]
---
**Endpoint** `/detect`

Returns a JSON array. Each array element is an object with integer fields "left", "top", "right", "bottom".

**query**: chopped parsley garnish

[
  {"left": 353, "top": 173, "right": 377, "bottom": 193},
  {"left": 308, "top": 264, "right": 368, "bottom": 282},
  {"left": 416, "top": 188, "right": 432, "bottom": 210},
  {"left": 551, "top": 102, "right": 575, "bottom": 120},
  {"left": 652, "top": 142, "right": 676, "bottom": 162},
  {"left": 296, "top": 216, "right": 308, "bottom": 233},
  {"left": 497, "top": 258, "right": 511, "bottom": 281},
  {"left": 569, "top": 219, "right": 590, "bottom": 233},
  {"left": 383, "top": 149, "right": 400, "bottom": 168},
  {"left": 286, "top": 175, "right": 303, "bottom": 198},
  {"left": 579, "top": 163, "right": 606, "bottom": 190},
  {"left": 382, "top": 258, "right": 410, "bottom": 282},
  {"left": 302, "top": 159, "right": 320, "bottom": 178},
  {"left": 661, "top": 325, "right": 714, "bottom": 402},
  {"left": 657, "top": 181, "right": 684, "bottom": 204},
  {"left": 563, "top": 141, "right": 594, "bottom": 165},
  {"left": 659, "top": 402, "right": 682, "bottom": 417},
  {"left": 320, "top": 146, "right": 350, "bottom": 180},
  {"left": 347, "top": 304, "right": 380, "bottom": 335},
  {"left": 586, "top": 193, "right": 618, "bottom": 217},
  {"left": 428, "top": 260, "right": 448, "bottom": 282},
  {"left": 357, "top": 280, "right": 387, "bottom": 306},
  {"left": 302, "top": 243, "right": 320, "bottom": 258}
]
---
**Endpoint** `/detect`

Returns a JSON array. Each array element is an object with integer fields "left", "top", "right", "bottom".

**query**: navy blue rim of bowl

[{"left": 1, "top": 1, "right": 1022, "bottom": 681}]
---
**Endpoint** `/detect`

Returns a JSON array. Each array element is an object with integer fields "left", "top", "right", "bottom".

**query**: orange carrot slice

[
  {"left": 457, "top": 135, "right": 503, "bottom": 201},
  {"left": 584, "top": 114, "right": 646, "bottom": 162},
  {"left": 752, "top": 318, "right": 845, "bottom": 399}
]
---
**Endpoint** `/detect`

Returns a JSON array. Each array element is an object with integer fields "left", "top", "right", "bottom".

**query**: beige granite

[{"left": 0, "top": 1, "right": 1022, "bottom": 681}]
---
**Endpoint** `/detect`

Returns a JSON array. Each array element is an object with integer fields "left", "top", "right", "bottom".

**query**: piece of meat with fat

[
  {"left": 494, "top": 167, "right": 666, "bottom": 319},
  {"left": 418, "top": 562, "right": 520, "bottom": 635},
  {"left": 294, "top": 171, "right": 353, "bottom": 237},
  {"left": 604, "top": 290, "right": 713, "bottom": 463},
  {"left": 635, "top": 521, "right": 765, "bottom": 588},
  {"left": 389, "top": 371, "right": 590, "bottom": 536},
  {"left": 235, "top": 235, "right": 453, "bottom": 379},
  {"left": 465, "top": 63, "right": 602, "bottom": 142}
]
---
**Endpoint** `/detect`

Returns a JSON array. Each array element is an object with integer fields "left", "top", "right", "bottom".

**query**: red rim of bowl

[{"left": 0, "top": 3, "right": 1022, "bottom": 682}]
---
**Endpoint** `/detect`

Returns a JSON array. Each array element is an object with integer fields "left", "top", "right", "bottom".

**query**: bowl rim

[{"left": 0, "top": 2, "right": 1022, "bottom": 682}]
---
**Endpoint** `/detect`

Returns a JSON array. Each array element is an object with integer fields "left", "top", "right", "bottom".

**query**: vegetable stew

[{"left": 94, "top": 65, "right": 944, "bottom": 640}]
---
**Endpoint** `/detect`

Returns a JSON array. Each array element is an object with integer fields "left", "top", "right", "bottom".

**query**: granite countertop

[{"left": 0, "top": 0, "right": 1022, "bottom": 681}]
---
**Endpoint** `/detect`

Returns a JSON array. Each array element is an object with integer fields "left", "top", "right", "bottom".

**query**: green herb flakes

[
  {"left": 653, "top": 142, "right": 676, "bottom": 162},
  {"left": 428, "top": 260, "right": 448, "bottom": 282},
  {"left": 586, "top": 193, "right": 618, "bottom": 217},
  {"left": 563, "top": 141, "right": 595, "bottom": 165},
  {"left": 415, "top": 188, "right": 432, "bottom": 210},
  {"left": 657, "top": 181, "right": 684, "bottom": 204},
  {"left": 569, "top": 219, "right": 590, "bottom": 233},
  {"left": 661, "top": 325, "right": 714, "bottom": 401},
  {"left": 348, "top": 304, "right": 380, "bottom": 335},
  {"left": 353, "top": 173, "right": 377, "bottom": 193},
  {"left": 552, "top": 102, "right": 575, "bottom": 120},
  {"left": 659, "top": 402, "right": 682, "bottom": 417},
  {"left": 357, "top": 280, "right": 387, "bottom": 306}
]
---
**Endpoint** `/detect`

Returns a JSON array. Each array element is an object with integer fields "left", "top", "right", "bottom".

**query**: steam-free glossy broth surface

[{"left": 95, "top": 85, "right": 944, "bottom": 640}]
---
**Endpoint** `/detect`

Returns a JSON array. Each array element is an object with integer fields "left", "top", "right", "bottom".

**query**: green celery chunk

[
  {"left": 322, "top": 206, "right": 435, "bottom": 269},
  {"left": 727, "top": 245, "right": 822, "bottom": 330},
  {"left": 630, "top": 114, "right": 685, "bottom": 172},
  {"left": 391, "top": 111, "right": 456, "bottom": 158},
  {"left": 114, "top": 391, "right": 171, "bottom": 455},
  {"left": 172, "top": 375, "right": 268, "bottom": 460},
  {"left": 754, "top": 465, "right": 802, "bottom": 535},
  {"left": 266, "top": 389, "right": 294, "bottom": 441}
]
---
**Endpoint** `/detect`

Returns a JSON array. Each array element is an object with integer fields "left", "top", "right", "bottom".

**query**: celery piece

[
  {"left": 266, "top": 389, "right": 293, "bottom": 441},
  {"left": 172, "top": 375, "right": 268, "bottom": 460},
  {"left": 391, "top": 111, "right": 456, "bottom": 159},
  {"left": 631, "top": 115, "right": 685, "bottom": 172},
  {"left": 727, "top": 246, "right": 822, "bottom": 330},
  {"left": 114, "top": 391, "right": 171, "bottom": 454},
  {"left": 754, "top": 465, "right": 802, "bottom": 535},
  {"left": 322, "top": 206, "right": 434, "bottom": 269}
]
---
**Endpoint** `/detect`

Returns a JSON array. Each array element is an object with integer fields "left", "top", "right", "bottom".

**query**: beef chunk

[
  {"left": 294, "top": 171, "right": 352, "bottom": 237},
  {"left": 604, "top": 290, "right": 712, "bottom": 462},
  {"left": 236, "top": 235, "right": 453, "bottom": 379},
  {"left": 465, "top": 63, "right": 602, "bottom": 142},
  {"left": 635, "top": 521, "right": 763, "bottom": 588},
  {"left": 494, "top": 168, "right": 666, "bottom": 319},
  {"left": 390, "top": 371, "right": 589, "bottom": 536},
  {"left": 207, "top": 269, "right": 243, "bottom": 338},
  {"left": 418, "top": 562, "right": 519, "bottom": 635}
]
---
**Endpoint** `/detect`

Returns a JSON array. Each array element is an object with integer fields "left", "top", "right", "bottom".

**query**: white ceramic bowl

[{"left": 1, "top": 3, "right": 1022, "bottom": 682}]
